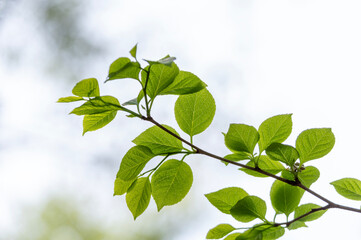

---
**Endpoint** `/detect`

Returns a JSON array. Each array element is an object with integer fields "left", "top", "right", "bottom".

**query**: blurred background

[{"left": 1, "top": 0, "right": 361, "bottom": 239}]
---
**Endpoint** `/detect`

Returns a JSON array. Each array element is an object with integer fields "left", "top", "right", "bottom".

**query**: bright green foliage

[
  {"left": 266, "top": 143, "right": 299, "bottom": 166},
  {"left": 330, "top": 178, "right": 361, "bottom": 201},
  {"left": 116, "top": 145, "right": 155, "bottom": 181},
  {"left": 106, "top": 57, "right": 141, "bottom": 81},
  {"left": 125, "top": 177, "right": 152, "bottom": 220},
  {"left": 237, "top": 224, "right": 285, "bottom": 240},
  {"left": 230, "top": 196, "right": 267, "bottom": 223},
  {"left": 57, "top": 96, "right": 84, "bottom": 102},
  {"left": 70, "top": 96, "right": 121, "bottom": 115},
  {"left": 270, "top": 180, "right": 303, "bottom": 216},
  {"left": 287, "top": 221, "right": 307, "bottom": 230},
  {"left": 205, "top": 187, "right": 248, "bottom": 214},
  {"left": 206, "top": 224, "right": 236, "bottom": 239},
  {"left": 258, "top": 114, "right": 292, "bottom": 152},
  {"left": 129, "top": 44, "right": 137, "bottom": 59},
  {"left": 241, "top": 156, "right": 284, "bottom": 178},
  {"left": 82, "top": 111, "right": 117, "bottom": 135},
  {"left": 160, "top": 71, "right": 207, "bottom": 95},
  {"left": 132, "top": 125, "right": 183, "bottom": 155},
  {"left": 225, "top": 124, "right": 259, "bottom": 154},
  {"left": 141, "top": 62, "right": 179, "bottom": 99},
  {"left": 72, "top": 78, "right": 100, "bottom": 97},
  {"left": 224, "top": 233, "right": 242, "bottom": 240},
  {"left": 174, "top": 89, "right": 216, "bottom": 137},
  {"left": 113, "top": 177, "right": 135, "bottom": 196},
  {"left": 294, "top": 203, "right": 327, "bottom": 222},
  {"left": 296, "top": 128, "right": 335, "bottom": 164},
  {"left": 297, "top": 166, "right": 320, "bottom": 188},
  {"left": 151, "top": 160, "right": 193, "bottom": 211},
  {"left": 223, "top": 152, "right": 251, "bottom": 165}
]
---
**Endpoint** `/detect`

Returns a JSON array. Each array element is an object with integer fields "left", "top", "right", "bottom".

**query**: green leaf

[
  {"left": 82, "top": 110, "right": 117, "bottom": 135},
  {"left": 241, "top": 156, "right": 285, "bottom": 178},
  {"left": 230, "top": 196, "right": 267, "bottom": 223},
  {"left": 70, "top": 96, "right": 121, "bottom": 115},
  {"left": 297, "top": 166, "right": 320, "bottom": 188},
  {"left": 113, "top": 177, "right": 136, "bottom": 196},
  {"left": 132, "top": 125, "right": 183, "bottom": 155},
  {"left": 122, "top": 98, "right": 138, "bottom": 106},
  {"left": 72, "top": 78, "right": 100, "bottom": 97},
  {"left": 236, "top": 224, "right": 285, "bottom": 240},
  {"left": 130, "top": 44, "right": 137, "bottom": 59},
  {"left": 205, "top": 187, "right": 248, "bottom": 214},
  {"left": 270, "top": 180, "right": 303, "bottom": 216},
  {"left": 125, "top": 177, "right": 152, "bottom": 220},
  {"left": 223, "top": 152, "right": 251, "bottom": 165},
  {"left": 141, "top": 62, "right": 179, "bottom": 99},
  {"left": 57, "top": 96, "right": 84, "bottom": 103},
  {"left": 294, "top": 203, "right": 327, "bottom": 222},
  {"left": 206, "top": 224, "right": 236, "bottom": 239},
  {"left": 151, "top": 160, "right": 193, "bottom": 211},
  {"left": 116, "top": 145, "right": 155, "bottom": 181},
  {"left": 281, "top": 170, "right": 296, "bottom": 181},
  {"left": 174, "top": 89, "right": 216, "bottom": 137},
  {"left": 160, "top": 71, "right": 207, "bottom": 95},
  {"left": 266, "top": 143, "right": 299, "bottom": 166},
  {"left": 330, "top": 178, "right": 361, "bottom": 201},
  {"left": 225, "top": 124, "right": 259, "bottom": 154},
  {"left": 258, "top": 114, "right": 293, "bottom": 152},
  {"left": 296, "top": 128, "right": 335, "bottom": 164},
  {"left": 107, "top": 57, "right": 141, "bottom": 81},
  {"left": 224, "top": 233, "right": 242, "bottom": 240},
  {"left": 287, "top": 221, "right": 307, "bottom": 230}
]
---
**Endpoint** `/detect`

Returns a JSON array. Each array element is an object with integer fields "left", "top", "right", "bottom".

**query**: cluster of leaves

[{"left": 59, "top": 45, "right": 361, "bottom": 239}]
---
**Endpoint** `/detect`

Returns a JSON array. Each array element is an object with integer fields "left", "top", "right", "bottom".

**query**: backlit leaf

[
  {"left": 330, "top": 178, "right": 361, "bottom": 201},
  {"left": 225, "top": 124, "right": 259, "bottom": 154},
  {"left": 72, "top": 78, "right": 100, "bottom": 97},
  {"left": 71, "top": 96, "right": 121, "bottom": 115},
  {"left": 126, "top": 177, "right": 152, "bottom": 220},
  {"left": 230, "top": 196, "right": 267, "bottom": 223},
  {"left": 57, "top": 96, "right": 84, "bottom": 103},
  {"left": 206, "top": 224, "right": 235, "bottom": 239},
  {"left": 130, "top": 44, "right": 137, "bottom": 59},
  {"left": 297, "top": 166, "right": 320, "bottom": 188},
  {"left": 113, "top": 177, "right": 136, "bottom": 196},
  {"left": 270, "top": 180, "right": 303, "bottom": 216},
  {"left": 266, "top": 143, "right": 299, "bottom": 166},
  {"left": 160, "top": 71, "right": 207, "bottom": 95},
  {"left": 107, "top": 57, "right": 141, "bottom": 81},
  {"left": 82, "top": 110, "right": 117, "bottom": 135},
  {"left": 205, "top": 187, "right": 248, "bottom": 214},
  {"left": 294, "top": 203, "right": 327, "bottom": 222},
  {"left": 241, "top": 156, "right": 285, "bottom": 178}
]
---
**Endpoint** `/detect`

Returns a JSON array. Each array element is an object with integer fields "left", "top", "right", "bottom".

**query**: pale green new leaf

[
  {"left": 132, "top": 125, "right": 183, "bottom": 155},
  {"left": 266, "top": 143, "right": 299, "bottom": 166},
  {"left": 205, "top": 187, "right": 248, "bottom": 214},
  {"left": 230, "top": 196, "right": 267, "bottom": 223},
  {"left": 141, "top": 63, "right": 179, "bottom": 99},
  {"left": 287, "top": 221, "right": 307, "bottom": 230},
  {"left": 57, "top": 96, "right": 84, "bottom": 103},
  {"left": 151, "top": 160, "right": 193, "bottom": 210},
  {"left": 241, "top": 155, "right": 285, "bottom": 178},
  {"left": 71, "top": 96, "right": 121, "bottom": 115},
  {"left": 206, "top": 224, "right": 235, "bottom": 239},
  {"left": 72, "top": 78, "right": 100, "bottom": 97},
  {"left": 258, "top": 114, "right": 293, "bottom": 152},
  {"left": 270, "top": 180, "right": 303, "bottom": 216},
  {"left": 130, "top": 44, "right": 137, "bottom": 59},
  {"left": 225, "top": 124, "right": 259, "bottom": 154},
  {"left": 106, "top": 57, "right": 141, "bottom": 81},
  {"left": 82, "top": 110, "right": 117, "bottom": 135},
  {"left": 160, "top": 71, "right": 207, "bottom": 95},
  {"left": 294, "top": 203, "right": 327, "bottom": 222},
  {"left": 223, "top": 152, "right": 251, "bottom": 165},
  {"left": 224, "top": 233, "right": 242, "bottom": 240},
  {"left": 297, "top": 166, "right": 320, "bottom": 188},
  {"left": 237, "top": 224, "right": 284, "bottom": 240},
  {"left": 116, "top": 145, "right": 155, "bottom": 181},
  {"left": 296, "top": 128, "right": 335, "bottom": 164},
  {"left": 113, "top": 177, "right": 136, "bottom": 196},
  {"left": 174, "top": 89, "right": 216, "bottom": 137},
  {"left": 330, "top": 178, "right": 361, "bottom": 201},
  {"left": 126, "top": 177, "right": 152, "bottom": 220}
]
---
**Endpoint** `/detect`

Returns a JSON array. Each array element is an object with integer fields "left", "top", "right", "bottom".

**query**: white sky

[{"left": 1, "top": 0, "right": 361, "bottom": 239}]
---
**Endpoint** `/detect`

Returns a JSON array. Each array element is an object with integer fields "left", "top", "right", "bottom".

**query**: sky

[{"left": 1, "top": 0, "right": 361, "bottom": 239}]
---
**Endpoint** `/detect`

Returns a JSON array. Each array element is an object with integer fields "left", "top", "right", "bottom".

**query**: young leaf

[
  {"left": 330, "top": 178, "right": 361, "bottom": 201},
  {"left": 281, "top": 169, "right": 296, "bottom": 181},
  {"left": 141, "top": 62, "right": 179, "bottom": 99},
  {"left": 296, "top": 128, "right": 335, "bottom": 164},
  {"left": 130, "top": 44, "right": 137, "bottom": 59},
  {"left": 70, "top": 96, "right": 121, "bottom": 115},
  {"left": 205, "top": 187, "right": 248, "bottom": 214},
  {"left": 270, "top": 180, "right": 303, "bottom": 216},
  {"left": 224, "top": 124, "right": 259, "bottom": 154},
  {"left": 241, "top": 155, "right": 285, "bottom": 178},
  {"left": 116, "top": 145, "right": 155, "bottom": 181},
  {"left": 294, "top": 203, "right": 327, "bottom": 222},
  {"left": 72, "top": 78, "right": 100, "bottom": 97},
  {"left": 237, "top": 224, "right": 285, "bottom": 240},
  {"left": 206, "top": 224, "right": 235, "bottom": 239},
  {"left": 160, "top": 71, "right": 207, "bottom": 95},
  {"left": 57, "top": 96, "right": 84, "bottom": 103},
  {"left": 151, "top": 160, "right": 193, "bottom": 211},
  {"left": 258, "top": 114, "right": 293, "bottom": 152},
  {"left": 125, "top": 177, "right": 152, "bottom": 220},
  {"left": 132, "top": 125, "right": 183, "bottom": 155},
  {"left": 174, "top": 89, "right": 216, "bottom": 137},
  {"left": 287, "top": 221, "right": 307, "bottom": 230},
  {"left": 266, "top": 143, "right": 299, "bottom": 166},
  {"left": 114, "top": 177, "right": 136, "bottom": 196},
  {"left": 106, "top": 57, "right": 141, "bottom": 81},
  {"left": 223, "top": 152, "right": 251, "bottom": 165},
  {"left": 82, "top": 111, "right": 117, "bottom": 135},
  {"left": 297, "top": 166, "right": 320, "bottom": 188},
  {"left": 223, "top": 233, "right": 241, "bottom": 240},
  {"left": 230, "top": 195, "right": 267, "bottom": 223}
]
